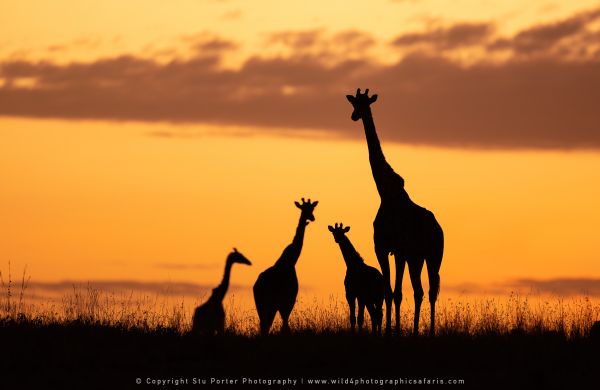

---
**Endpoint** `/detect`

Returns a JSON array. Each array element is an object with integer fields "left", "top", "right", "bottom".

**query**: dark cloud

[
  {"left": 393, "top": 22, "right": 494, "bottom": 49},
  {"left": 1, "top": 10, "right": 600, "bottom": 150},
  {"left": 489, "top": 8, "right": 600, "bottom": 55},
  {"left": 2, "top": 52, "right": 600, "bottom": 149},
  {"left": 390, "top": 9, "right": 600, "bottom": 58},
  {"left": 27, "top": 280, "right": 249, "bottom": 296}
]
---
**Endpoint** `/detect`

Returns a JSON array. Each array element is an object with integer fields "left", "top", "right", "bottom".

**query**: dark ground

[{"left": 1, "top": 321, "right": 597, "bottom": 389}]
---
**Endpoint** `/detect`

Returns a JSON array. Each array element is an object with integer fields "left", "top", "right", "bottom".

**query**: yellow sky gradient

[
  {"left": 1, "top": 117, "right": 599, "bottom": 293},
  {"left": 1, "top": 0, "right": 600, "bottom": 296}
]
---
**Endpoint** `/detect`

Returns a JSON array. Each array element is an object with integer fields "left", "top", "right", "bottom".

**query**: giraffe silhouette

[
  {"left": 191, "top": 248, "right": 252, "bottom": 336},
  {"left": 253, "top": 198, "right": 318, "bottom": 335},
  {"left": 346, "top": 88, "right": 444, "bottom": 336},
  {"left": 328, "top": 223, "right": 384, "bottom": 335}
]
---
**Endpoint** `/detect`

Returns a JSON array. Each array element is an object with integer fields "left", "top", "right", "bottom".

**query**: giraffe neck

[
  {"left": 337, "top": 236, "right": 364, "bottom": 270},
  {"left": 288, "top": 214, "right": 307, "bottom": 266},
  {"left": 361, "top": 109, "right": 403, "bottom": 198},
  {"left": 275, "top": 214, "right": 307, "bottom": 268},
  {"left": 211, "top": 259, "right": 233, "bottom": 303},
  {"left": 361, "top": 109, "right": 384, "bottom": 164}
]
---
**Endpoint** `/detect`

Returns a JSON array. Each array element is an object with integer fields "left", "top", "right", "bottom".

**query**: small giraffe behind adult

[
  {"left": 253, "top": 198, "right": 318, "bottom": 335},
  {"left": 328, "top": 223, "right": 384, "bottom": 335},
  {"left": 191, "top": 248, "right": 252, "bottom": 336}
]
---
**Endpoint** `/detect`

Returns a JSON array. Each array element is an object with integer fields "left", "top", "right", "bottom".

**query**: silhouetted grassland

[{"left": 1, "top": 272, "right": 598, "bottom": 388}]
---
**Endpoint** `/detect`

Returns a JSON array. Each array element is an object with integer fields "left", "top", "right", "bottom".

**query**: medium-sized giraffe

[
  {"left": 253, "top": 198, "right": 318, "bottom": 335},
  {"left": 191, "top": 248, "right": 252, "bottom": 336},
  {"left": 328, "top": 223, "right": 384, "bottom": 335}
]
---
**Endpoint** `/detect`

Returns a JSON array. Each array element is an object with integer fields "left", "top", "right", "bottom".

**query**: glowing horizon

[{"left": 1, "top": 0, "right": 600, "bottom": 297}]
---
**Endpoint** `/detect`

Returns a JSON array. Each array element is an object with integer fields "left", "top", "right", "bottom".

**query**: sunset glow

[{"left": 1, "top": 0, "right": 600, "bottom": 298}]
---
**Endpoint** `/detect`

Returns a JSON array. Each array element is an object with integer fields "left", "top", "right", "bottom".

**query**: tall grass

[
  {"left": 0, "top": 260, "right": 30, "bottom": 321},
  {"left": 1, "top": 263, "right": 190, "bottom": 331},
  {"left": 1, "top": 264, "right": 599, "bottom": 338},
  {"left": 436, "top": 294, "right": 598, "bottom": 337}
]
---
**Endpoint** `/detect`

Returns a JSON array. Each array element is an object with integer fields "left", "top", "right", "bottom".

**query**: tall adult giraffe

[{"left": 346, "top": 88, "right": 444, "bottom": 336}]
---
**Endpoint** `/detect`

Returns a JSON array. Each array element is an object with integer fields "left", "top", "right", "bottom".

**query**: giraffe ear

[
  {"left": 370, "top": 94, "right": 378, "bottom": 103},
  {"left": 343, "top": 226, "right": 350, "bottom": 233},
  {"left": 346, "top": 95, "right": 356, "bottom": 103},
  {"left": 295, "top": 201, "right": 302, "bottom": 209},
  {"left": 328, "top": 225, "right": 334, "bottom": 232},
  {"left": 312, "top": 201, "right": 318, "bottom": 207}
]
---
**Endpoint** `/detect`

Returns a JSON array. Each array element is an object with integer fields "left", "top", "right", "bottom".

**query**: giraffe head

[
  {"left": 227, "top": 248, "right": 252, "bottom": 265},
  {"left": 346, "top": 88, "right": 378, "bottom": 121},
  {"left": 295, "top": 198, "right": 319, "bottom": 224},
  {"left": 328, "top": 222, "right": 350, "bottom": 243}
]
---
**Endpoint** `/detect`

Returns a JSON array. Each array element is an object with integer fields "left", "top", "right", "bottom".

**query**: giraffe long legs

[
  {"left": 257, "top": 306, "right": 276, "bottom": 336},
  {"left": 357, "top": 299, "right": 366, "bottom": 332},
  {"left": 367, "top": 303, "right": 382, "bottom": 335},
  {"left": 280, "top": 305, "right": 294, "bottom": 335},
  {"left": 375, "top": 247, "right": 393, "bottom": 334},
  {"left": 426, "top": 256, "right": 442, "bottom": 337},
  {"left": 347, "top": 295, "right": 356, "bottom": 333},
  {"left": 407, "top": 260, "right": 425, "bottom": 336},
  {"left": 367, "top": 303, "right": 375, "bottom": 334},
  {"left": 428, "top": 272, "right": 439, "bottom": 337},
  {"left": 215, "top": 308, "right": 225, "bottom": 336},
  {"left": 280, "top": 312, "right": 291, "bottom": 334},
  {"left": 393, "top": 258, "right": 406, "bottom": 335}
]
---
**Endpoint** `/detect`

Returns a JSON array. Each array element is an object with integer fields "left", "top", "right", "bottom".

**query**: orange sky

[{"left": 1, "top": 0, "right": 600, "bottom": 296}]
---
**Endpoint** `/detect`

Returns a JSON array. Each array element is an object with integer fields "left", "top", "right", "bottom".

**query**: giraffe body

[
  {"left": 253, "top": 264, "right": 298, "bottom": 334},
  {"left": 374, "top": 200, "right": 443, "bottom": 260},
  {"left": 192, "top": 296, "right": 225, "bottom": 336}
]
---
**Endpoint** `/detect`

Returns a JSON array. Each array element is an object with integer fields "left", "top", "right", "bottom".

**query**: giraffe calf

[{"left": 328, "top": 223, "right": 384, "bottom": 335}]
